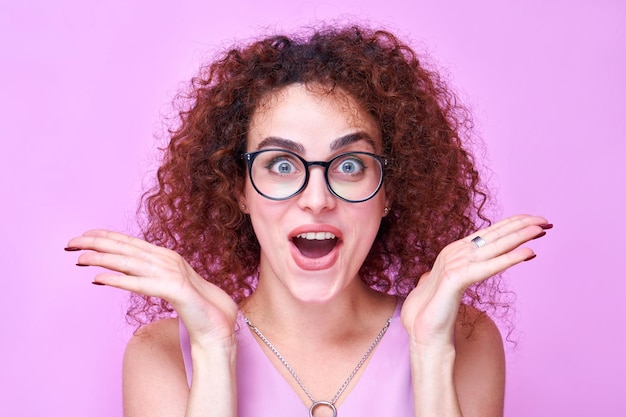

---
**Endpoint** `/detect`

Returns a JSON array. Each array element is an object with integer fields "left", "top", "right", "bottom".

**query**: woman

[{"left": 66, "top": 25, "right": 550, "bottom": 417}]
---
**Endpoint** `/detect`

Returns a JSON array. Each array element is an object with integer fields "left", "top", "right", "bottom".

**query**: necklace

[{"left": 244, "top": 316, "right": 392, "bottom": 417}]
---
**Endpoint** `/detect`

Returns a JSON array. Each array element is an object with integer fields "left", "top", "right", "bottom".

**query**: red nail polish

[
  {"left": 524, "top": 254, "right": 537, "bottom": 262},
  {"left": 532, "top": 231, "right": 547, "bottom": 240},
  {"left": 540, "top": 223, "right": 553, "bottom": 230},
  {"left": 76, "top": 263, "right": 89, "bottom": 267},
  {"left": 64, "top": 247, "right": 81, "bottom": 252},
  {"left": 91, "top": 281, "right": 106, "bottom": 286}
]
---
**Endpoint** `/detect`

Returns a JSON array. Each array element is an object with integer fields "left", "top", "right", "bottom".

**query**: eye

[
  {"left": 265, "top": 155, "right": 300, "bottom": 175},
  {"left": 335, "top": 155, "right": 365, "bottom": 176}
]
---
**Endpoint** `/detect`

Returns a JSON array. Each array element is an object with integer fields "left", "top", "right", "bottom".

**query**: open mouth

[{"left": 292, "top": 232, "right": 338, "bottom": 258}]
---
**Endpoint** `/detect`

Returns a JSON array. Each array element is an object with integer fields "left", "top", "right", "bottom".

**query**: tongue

[{"left": 293, "top": 238, "right": 336, "bottom": 258}]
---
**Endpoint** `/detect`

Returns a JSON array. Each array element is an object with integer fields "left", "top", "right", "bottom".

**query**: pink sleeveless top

[{"left": 179, "top": 302, "right": 414, "bottom": 416}]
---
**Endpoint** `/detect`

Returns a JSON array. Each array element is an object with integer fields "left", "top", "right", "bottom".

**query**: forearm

[
  {"left": 410, "top": 343, "right": 463, "bottom": 417},
  {"left": 186, "top": 342, "right": 238, "bottom": 417}
]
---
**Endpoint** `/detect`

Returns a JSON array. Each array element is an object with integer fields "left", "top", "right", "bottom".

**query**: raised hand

[
  {"left": 66, "top": 230, "right": 238, "bottom": 348},
  {"left": 401, "top": 214, "right": 551, "bottom": 347}
]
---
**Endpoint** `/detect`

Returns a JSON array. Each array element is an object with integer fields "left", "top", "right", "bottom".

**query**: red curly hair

[{"left": 129, "top": 25, "right": 511, "bottom": 327}]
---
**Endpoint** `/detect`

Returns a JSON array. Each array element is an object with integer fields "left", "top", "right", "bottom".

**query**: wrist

[
  {"left": 189, "top": 327, "right": 237, "bottom": 350},
  {"left": 190, "top": 336, "right": 238, "bottom": 364},
  {"left": 409, "top": 342, "right": 456, "bottom": 370}
]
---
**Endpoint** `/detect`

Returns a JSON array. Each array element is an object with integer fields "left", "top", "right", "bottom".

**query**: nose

[{"left": 297, "top": 166, "right": 336, "bottom": 213}]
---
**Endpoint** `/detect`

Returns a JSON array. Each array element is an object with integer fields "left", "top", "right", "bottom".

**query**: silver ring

[{"left": 471, "top": 236, "right": 487, "bottom": 248}]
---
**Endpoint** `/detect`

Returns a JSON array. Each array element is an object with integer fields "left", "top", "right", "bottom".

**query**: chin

[
  {"left": 282, "top": 267, "right": 355, "bottom": 304},
  {"left": 289, "top": 288, "right": 339, "bottom": 304}
]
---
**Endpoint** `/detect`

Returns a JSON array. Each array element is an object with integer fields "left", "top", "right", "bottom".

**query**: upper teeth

[{"left": 296, "top": 232, "right": 336, "bottom": 240}]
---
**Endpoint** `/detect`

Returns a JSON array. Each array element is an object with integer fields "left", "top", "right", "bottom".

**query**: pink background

[{"left": 2, "top": 0, "right": 624, "bottom": 415}]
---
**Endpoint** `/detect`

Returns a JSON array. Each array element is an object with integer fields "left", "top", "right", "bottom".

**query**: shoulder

[
  {"left": 454, "top": 304, "right": 504, "bottom": 348},
  {"left": 123, "top": 318, "right": 189, "bottom": 417},
  {"left": 125, "top": 317, "right": 183, "bottom": 364},
  {"left": 453, "top": 305, "right": 505, "bottom": 417}
]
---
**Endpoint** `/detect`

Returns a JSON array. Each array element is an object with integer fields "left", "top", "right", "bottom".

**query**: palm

[
  {"left": 401, "top": 214, "right": 550, "bottom": 347},
  {"left": 68, "top": 230, "right": 238, "bottom": 346}
]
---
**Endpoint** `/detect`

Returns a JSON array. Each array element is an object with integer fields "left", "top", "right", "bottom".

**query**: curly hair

[{"left": 128, "top": 25, "right": 511, "bottom": 328}]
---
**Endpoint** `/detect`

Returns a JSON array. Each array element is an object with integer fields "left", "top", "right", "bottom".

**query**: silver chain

[{"left": 244, "top": 316, "right": 392, "bottom": 408}]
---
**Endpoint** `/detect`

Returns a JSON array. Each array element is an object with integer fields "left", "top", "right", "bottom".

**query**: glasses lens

[
  {"left": 249, "top": 150, "right": 306, "bottom": 199},
  {"left": 328, "top": 153, "right": 383, "bottom": 202}
]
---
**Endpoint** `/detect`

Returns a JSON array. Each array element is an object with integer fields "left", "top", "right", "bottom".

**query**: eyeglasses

[{"left": 242, "top": 148, "right": 388, "bottom": 203}]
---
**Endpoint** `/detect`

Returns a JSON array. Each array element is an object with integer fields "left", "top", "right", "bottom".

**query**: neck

[{"left": 241, "top": 277, "right": 395, "bottom": 343}]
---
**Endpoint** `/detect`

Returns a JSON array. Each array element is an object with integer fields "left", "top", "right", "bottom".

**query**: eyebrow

[
  {"left": 256, "top": 132, "right": 377, "bottom": 154},
  {"left": 256, "top": 137, "right": 305, "bottom": 153},
  {"left": 330, "top": 132, "right": 377, "bottom": 152}
]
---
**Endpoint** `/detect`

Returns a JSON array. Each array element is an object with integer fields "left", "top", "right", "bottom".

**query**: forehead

[{"left": 247, "top": 83, "right": 382, "bottom": 153}]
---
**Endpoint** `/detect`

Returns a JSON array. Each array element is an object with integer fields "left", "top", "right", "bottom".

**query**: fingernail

[
  {"left": 532, "top": 231, "right": 547, "bottom": 240},
  {"left": 540, "top": 223, "right": 553, "bottom": 230},
  {"left": 64, "top": 247, "right": 81, "bottom": 252},
  {"left": 91, "top": 281, "right": 106, "bottom": 286},
  {"left": 76, "top": 263, "right": 89, "bottom": 267},
  {"left": 524, "top": 254, "right": 537, "bottom": 262}
]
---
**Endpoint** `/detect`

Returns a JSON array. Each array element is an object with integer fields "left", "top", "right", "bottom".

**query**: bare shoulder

[
  {"left": 123, "top": 318, "right": 189, "bottom": 417},
  {"left": 453, "top": 305, "right": 505, "bottom": 417},
  {"left": 125, "top": 317, "right": 182, "bottom": 360},
  {"left": 454, "top": 304, "right": 504, "bottom": 348}
]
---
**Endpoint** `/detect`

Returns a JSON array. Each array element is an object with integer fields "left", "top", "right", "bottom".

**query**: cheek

[
  {"left": 348, "top": 203, "right": 385, "bottom": 239},
  {"left": 245, "top": 193, "right": 287, "bottom": 237},
  {"left": 365, "top": 190, "right": 387, "bottom": 218}
]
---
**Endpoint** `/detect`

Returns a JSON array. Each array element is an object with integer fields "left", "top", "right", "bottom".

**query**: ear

[
  {"left": 238, "top": 195, "right": 249, "bottom": 213},
  {"left": 383, "top": 187, "right": 392, "bottom": 211},
  {"left": 235, "top": 174, "right": 249, "bottom": 213},
  {"left": 383, "top": 188, "right": 394, "bottom": 217},
  {"left": 382, "top": 195, "right": 392, "bottom": 217}
]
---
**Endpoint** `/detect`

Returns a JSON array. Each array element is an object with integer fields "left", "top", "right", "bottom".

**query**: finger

[
  {"left": 437, "top": 246, "right": 534, "bottom": 291},
  {"left": 66, "top": 230, "right": 169, "bottom": 260},
  {"left": 464, "top": 247, "right": 535, "bottom": 285},
  {"left": 469, "top": 225, "right": 544, "bottom": 262},
  {"left": 467, "top": 214, "right": 547, "bottom": 240},
  {"left": 90, "top": 271, "right": 172, "bottom": 299},
  {"left": 91, "top": 269, "right": 226, "bottom": 313},
  {"left": 466, "top": 215, "right": 550, "bottom": 248},
  {"left": 66, "top": 231, "right": 139, "bottom": 255},
  {"left": 76, "top": 248, "right": 181, "bottom": 281},
  {"left": 82, "top": 229, "right": 158, "bottom": 252}
]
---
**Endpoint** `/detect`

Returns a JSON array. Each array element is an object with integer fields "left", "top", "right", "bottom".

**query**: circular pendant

[{"left": 309, "top": 400, "right": 337, "bottom": 417}]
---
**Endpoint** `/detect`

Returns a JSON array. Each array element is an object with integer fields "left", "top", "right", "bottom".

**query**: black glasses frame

[{"left": 242, "top": 148, "right": 388, "bottom": 203}]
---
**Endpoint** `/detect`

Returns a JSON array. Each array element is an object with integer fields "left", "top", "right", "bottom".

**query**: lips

[{"left": 289, "top": 226, "right": 342, "bottom": 270}]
